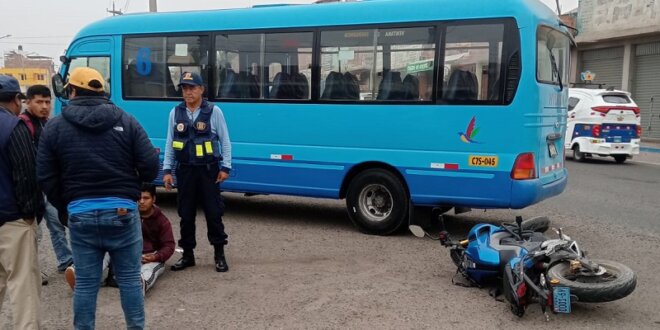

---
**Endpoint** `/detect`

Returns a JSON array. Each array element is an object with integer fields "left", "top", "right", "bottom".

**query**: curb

[{"left": 640, "top": 147, "right": 660, "bottom": 153}]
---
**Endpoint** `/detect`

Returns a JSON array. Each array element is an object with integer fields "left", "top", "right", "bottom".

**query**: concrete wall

[{"left": 577, "top": 0, "right": 660, "bottom": 43}]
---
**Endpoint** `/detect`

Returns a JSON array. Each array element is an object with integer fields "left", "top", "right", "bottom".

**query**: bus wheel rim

[{"left": 358, "top": 184, "right": 393, "bottom": 222}]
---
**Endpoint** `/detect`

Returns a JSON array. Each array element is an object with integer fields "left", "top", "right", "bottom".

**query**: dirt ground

[{"left": 3, "top": 190, "right": 659, "bottom": 329}]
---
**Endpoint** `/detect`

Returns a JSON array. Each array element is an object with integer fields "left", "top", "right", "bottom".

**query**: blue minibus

[{"left": 52, "top": 0, "right": 571, "bottom": 234}]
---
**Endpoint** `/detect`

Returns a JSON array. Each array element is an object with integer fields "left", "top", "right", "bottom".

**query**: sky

[{"left": 0, "top": 0, "right": 578, "bottom": 65}]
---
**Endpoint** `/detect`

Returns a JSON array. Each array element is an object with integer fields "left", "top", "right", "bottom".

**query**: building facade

[
  {"left": 574, "top": 0, "right": 660, "bottom": 140},
  {"left": 0, "top": 47, "right": 55, "bottom": 92}
]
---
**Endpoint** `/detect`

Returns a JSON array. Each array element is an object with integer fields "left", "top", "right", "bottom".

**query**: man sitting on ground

[{"left": 66, "top": 183, "right": 175, "bottom": 294}]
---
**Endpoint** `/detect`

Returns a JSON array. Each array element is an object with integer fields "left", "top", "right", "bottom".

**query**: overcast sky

[{"left": 0, "top": 0, "right": 578, "bottom": 63}]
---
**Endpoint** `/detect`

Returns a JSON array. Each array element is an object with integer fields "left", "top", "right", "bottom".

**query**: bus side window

[
  {"left": 265, "top": 32, "right": 313, "bottom": 100},
  {"left": 319, "top": 26, "right": 435, "bottom": 102},
  {"left": 123, "top": 35, "right": 208, "bottom": 99},
  {"left": 216, "top": 33, "right": 262, "bottom": 99},
  {"left": 442, "top": 23, "right": 505, "bottom": 103}
]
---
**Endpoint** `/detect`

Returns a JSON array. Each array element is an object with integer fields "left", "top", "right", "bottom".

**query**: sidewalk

[{"left": 641, "top": 139, "right": 660, "bottom": 153}]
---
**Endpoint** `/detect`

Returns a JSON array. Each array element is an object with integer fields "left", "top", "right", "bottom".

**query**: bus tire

[
  {"left": 346, "top": 169, "right": 409, "bottom": 235},
  {"left": 573, "top": 145, "right": 586, "bottom": 162}
]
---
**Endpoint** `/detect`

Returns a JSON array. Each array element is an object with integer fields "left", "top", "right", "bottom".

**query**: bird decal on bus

[{"left": 459, "top": 116, "right": 480, "bottom": 144}]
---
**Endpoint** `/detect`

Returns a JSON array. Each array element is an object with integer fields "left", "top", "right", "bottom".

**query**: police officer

[{"left": 163, "top": 72, "right": 232, "bottom": 272}]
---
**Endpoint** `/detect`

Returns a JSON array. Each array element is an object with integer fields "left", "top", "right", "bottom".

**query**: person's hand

[
  {"left": 163, "top": 174, "right": 174, "bottom": 191},
  {"left": 142, "top": 253, "right": 158, "bottom": 264},
  {"left": 216, "top": 171, "right": 229, "bottom": 184}
]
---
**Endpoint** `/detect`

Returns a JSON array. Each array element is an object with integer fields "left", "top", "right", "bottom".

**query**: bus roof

[{"left": 74, "top": 0, "right": 560, "bottom": 40}]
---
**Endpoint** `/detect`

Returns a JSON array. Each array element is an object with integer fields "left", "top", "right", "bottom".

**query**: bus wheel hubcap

[{"left": 359, "top": 184, "right": 393, "bottom": 222}]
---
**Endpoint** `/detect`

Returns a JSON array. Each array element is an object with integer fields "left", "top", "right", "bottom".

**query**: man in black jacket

[
  {"left": 0, "top": 74, "right": 44, "bottom": 329},
  {"left": 37, "top": 67, "right": 159, "bottom": 330},
  {"left": 21, "top": 85, "right": 74, "bottom": 277}
]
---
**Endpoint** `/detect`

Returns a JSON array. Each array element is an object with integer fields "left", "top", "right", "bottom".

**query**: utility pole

[
  {"left": 555, "top": 0, "right": 562, "bottom": 15},
  {"left": 149, "top": 0, "right": 157, "bottom": 12},
  {"left": 107, "top": 1, "right": 123, "bottom": 16}
]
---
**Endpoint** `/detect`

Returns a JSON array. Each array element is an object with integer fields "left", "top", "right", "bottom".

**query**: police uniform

[{"left": 163, "top": 72, "right": 231, "bottom": 272}]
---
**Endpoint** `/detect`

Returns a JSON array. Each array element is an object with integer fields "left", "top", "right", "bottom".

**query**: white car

[{"left": 565, "top": 88, "right": 641, "bottom": 163}]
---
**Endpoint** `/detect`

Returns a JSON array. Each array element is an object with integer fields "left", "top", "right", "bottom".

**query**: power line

[
  {"left": 5, "top": 36, "right": 72, "bottom": 39},
  {"left": 0, "top": 41, "right": 65, "bottom": 45}
]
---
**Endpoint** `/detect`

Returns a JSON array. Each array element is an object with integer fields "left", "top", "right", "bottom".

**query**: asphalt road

[{"left": 3, "top": 153, "right": 660, "bottom": 329}]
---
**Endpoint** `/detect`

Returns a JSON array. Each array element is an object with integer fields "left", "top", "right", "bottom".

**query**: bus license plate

[
  {"left": 468, "top": 155, "right": 498, "bottom": 167},
  {"left": 548, "top": 143, "right": 558, "bottom": 158},
  {"left": 553, "top": 286, "right": 571, "bottom": 314}
]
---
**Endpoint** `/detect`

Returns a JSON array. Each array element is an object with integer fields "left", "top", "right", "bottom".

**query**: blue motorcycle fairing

[
  {"left": 464, "top": 224, "right": 508, "bottom": 284},
  {"left": 466, "top": 224, "right": 506, "bottom": 268},
  {"left": 463, "top": 223, "right": 543, "bottom": 285}
]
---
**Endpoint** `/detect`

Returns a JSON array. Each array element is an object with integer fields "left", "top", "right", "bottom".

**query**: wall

[{"left": 577, "top": 0, "right": 660, "bottom": 42}]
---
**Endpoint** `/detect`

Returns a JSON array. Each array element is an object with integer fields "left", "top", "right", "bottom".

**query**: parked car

[{"left": 565, "top": 88, "right": 641, "bottom": 163}]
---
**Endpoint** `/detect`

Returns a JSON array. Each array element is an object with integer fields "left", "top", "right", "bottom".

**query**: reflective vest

[{"left": 171, "top": 101, "right": 221, "bottom": 165}]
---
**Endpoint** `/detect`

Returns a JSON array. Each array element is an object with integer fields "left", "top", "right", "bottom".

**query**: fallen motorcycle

[{"left": 409, "top": 215, "right": 636, "bottom": 319}]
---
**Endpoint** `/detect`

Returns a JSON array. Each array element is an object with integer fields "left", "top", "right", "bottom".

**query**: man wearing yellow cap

[{"left": 37, "top": 67, "right": 159, "bottom": 329}]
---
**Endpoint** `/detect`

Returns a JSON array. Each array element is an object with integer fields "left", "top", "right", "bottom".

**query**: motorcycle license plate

[{"left": 553, "top": 286, "right": 571, "bottom": 314}]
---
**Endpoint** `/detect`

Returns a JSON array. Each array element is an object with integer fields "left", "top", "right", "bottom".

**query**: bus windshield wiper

[{"left": 548, "top": 48, "right": 563, "bottom": 91}]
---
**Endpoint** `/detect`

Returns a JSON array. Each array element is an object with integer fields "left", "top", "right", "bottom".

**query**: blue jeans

[
  {"left": 69, "top": 208, "right": 144, "bottom": 330},
  {"left": 44, "top": 200, "right": 73, "bottom": 271}
]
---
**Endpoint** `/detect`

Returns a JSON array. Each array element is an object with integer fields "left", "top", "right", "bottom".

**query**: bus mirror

[
  {"left": 52, "top": 73, "right": 66, "bottom": 98},
  {"left": 59, "top": 55, "right": 70, "bottom": 64}
]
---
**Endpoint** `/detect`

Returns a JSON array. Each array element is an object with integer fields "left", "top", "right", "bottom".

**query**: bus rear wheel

[{"left": 346, "top": 169, "right": 409, "bottom": 235}]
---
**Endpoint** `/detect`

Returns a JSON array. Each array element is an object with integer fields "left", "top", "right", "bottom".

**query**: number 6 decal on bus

[{"left": 136, "top": 47, "right": 152, "bottom": 76}]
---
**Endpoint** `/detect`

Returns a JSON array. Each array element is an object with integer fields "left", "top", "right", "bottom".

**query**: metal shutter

[
  {"left": 579, "top": 47, "right": 624, "bottom": 89},
  {"left": 632, "top": 42, "right": 660, "bottom": 140}
]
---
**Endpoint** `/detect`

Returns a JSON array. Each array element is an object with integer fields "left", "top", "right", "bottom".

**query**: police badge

[
  {"left": 196, "top": 122, "right": 207, "bottom": 131},
  {"left": 176, "top": 123, "right": 185, "bottom": 132}
]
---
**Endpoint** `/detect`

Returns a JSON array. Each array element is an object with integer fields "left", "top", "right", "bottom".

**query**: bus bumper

[{"left": 510, "top": 168, "right": 567, "bottom": 208}]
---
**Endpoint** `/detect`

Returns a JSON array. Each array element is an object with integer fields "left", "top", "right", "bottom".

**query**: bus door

[{"left": 52, "top": 37, "right": 114, "bottom": 111}]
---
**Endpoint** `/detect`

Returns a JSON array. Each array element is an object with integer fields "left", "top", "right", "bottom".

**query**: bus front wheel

[{"left": 346, "top": 169, "right": 409, "bottom": 235}]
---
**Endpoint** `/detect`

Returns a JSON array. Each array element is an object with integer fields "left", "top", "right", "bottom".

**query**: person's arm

[
  {"left": 129, "top": 114, "right": 159, "bottom": 183},
  {"left": 155, "top": 213, "right": 175, "bottom": 262},
  {"left": 9, "top": 122, "right": 42, "bottom": 219},
  {"left": 213, "top": 106, "right": 232, "bottom": 173},
  {"left": 37, "top": 121, "right": 66, "bottom": 223},
  {"left": 163, "top": 109, "right": 176, "bottom": 175}
]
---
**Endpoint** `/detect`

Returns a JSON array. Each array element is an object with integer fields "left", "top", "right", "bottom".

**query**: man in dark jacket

[
  {"left": 0, "top": 74, "right": 44, "bottom": 329},
  {"left": 37, "top": 67, "right": 159, "bottom": 330},
  {"left": 22, "top": 85, "right": 74, "bottom": 276}
]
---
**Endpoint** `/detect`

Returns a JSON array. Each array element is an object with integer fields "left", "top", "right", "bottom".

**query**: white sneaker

[{"left": 141, "top": 277, "right": 147, "bottom": 296}]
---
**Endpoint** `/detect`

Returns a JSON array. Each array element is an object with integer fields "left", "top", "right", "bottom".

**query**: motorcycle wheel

[
  {"left": 546, "top": 259, "right": 636, "bottom": 303},
  {"left": 520, "top": 216, "right": 550, "bottom": 233}
]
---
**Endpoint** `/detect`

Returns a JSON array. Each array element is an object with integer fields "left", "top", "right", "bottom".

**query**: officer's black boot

[
  {"left": 214, "top": 245, "right": 228, "bottom": 273},
  {"left": 171, "top": 250, "right": 195, "bottom": 271}
]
